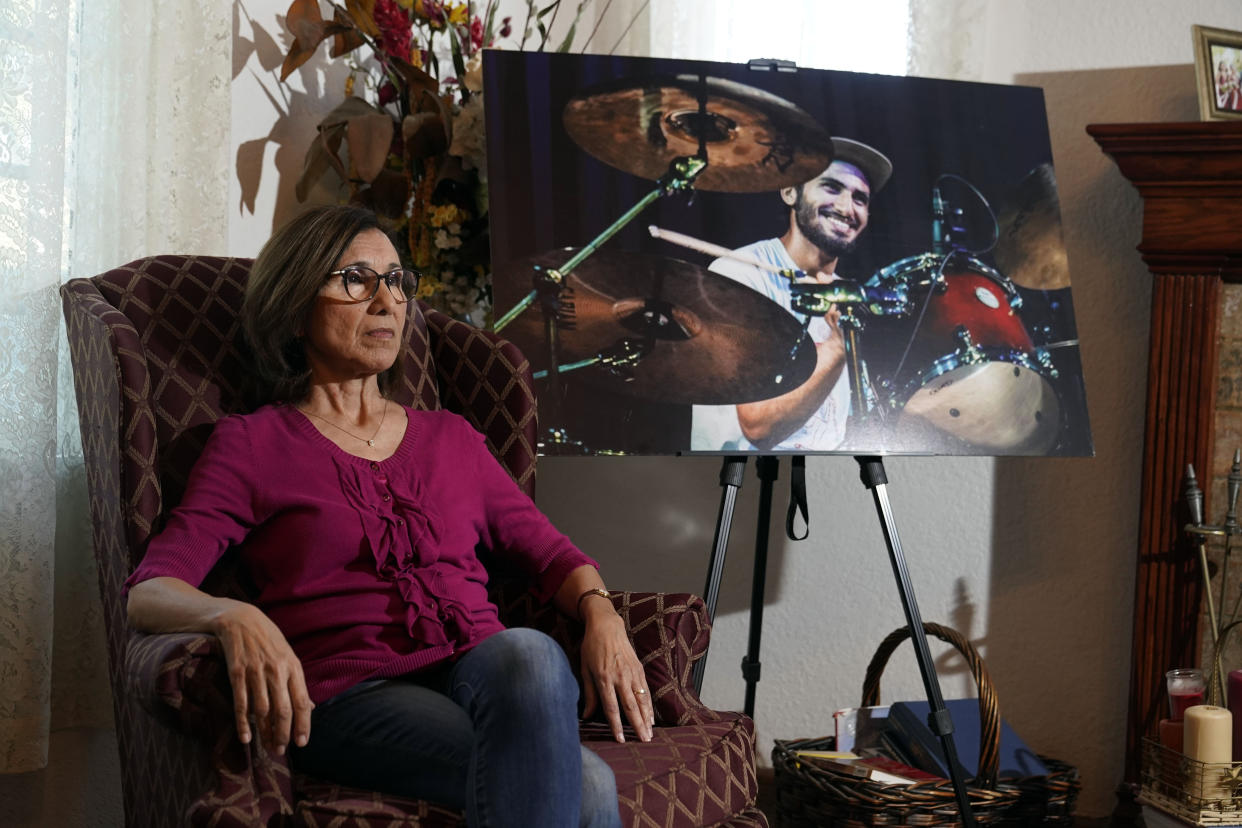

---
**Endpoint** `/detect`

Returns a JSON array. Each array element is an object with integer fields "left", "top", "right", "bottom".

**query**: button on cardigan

[{"left": 125, "top": 404, "right": 597, "bottom": 704}]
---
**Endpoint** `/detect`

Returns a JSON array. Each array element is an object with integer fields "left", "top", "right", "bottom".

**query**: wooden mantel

[{"left": 1089, "top": 121, "right": 1242, "bottom": 781}]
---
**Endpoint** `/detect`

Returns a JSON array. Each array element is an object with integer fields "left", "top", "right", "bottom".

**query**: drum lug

[{"left": 953, "top": 325, "right": 973, "bottom": 349}]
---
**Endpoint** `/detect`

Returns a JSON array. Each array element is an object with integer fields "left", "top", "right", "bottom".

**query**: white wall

[{"left": 220, "top": 0, "right": 1239, "bottom": 821}]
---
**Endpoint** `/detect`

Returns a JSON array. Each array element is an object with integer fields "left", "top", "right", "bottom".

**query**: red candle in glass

[
  {"left": 1171, "top": 688, "right": 1207, "bottom": 719},
  {"left": 1167, "top": 668, "right": 1207, "bottom": 721}
]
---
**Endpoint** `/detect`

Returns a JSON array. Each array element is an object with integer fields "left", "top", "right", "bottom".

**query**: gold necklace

[{"left": 300, "top": 401, "right": 388, "bottom": 447}]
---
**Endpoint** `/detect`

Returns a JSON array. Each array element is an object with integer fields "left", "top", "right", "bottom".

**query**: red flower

[
  {"left": 469, "top": 16, "right": 484, "bottom": 51},
  {"left": 373, "top": 0, "right": 413, "bottom": 60},
  {"left": 377, "top": 80, "right": 398, "bottom": 106},
  {"left": 419, "top": 0, "right": 446, "bottom": 30}
]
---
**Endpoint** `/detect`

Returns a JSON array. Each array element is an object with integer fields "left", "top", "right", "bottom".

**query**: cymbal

[
  {"left": 497, "top": 249, "right": 816, "bottom": 404},
  {"left": 993, "top": 162, "right": 1071, "bottom": 290},
  {"left": 562, "top": 75, "right": 832, "bottom": 192}
]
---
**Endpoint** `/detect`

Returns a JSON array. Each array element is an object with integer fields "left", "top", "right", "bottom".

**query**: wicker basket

[{"left": 773, "top": 622, "right": 1081, "bottom": 827}]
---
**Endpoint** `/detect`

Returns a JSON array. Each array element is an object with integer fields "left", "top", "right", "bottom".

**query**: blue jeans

[{"left": 292, "top": 628, "right": 621, "bottom": 828}]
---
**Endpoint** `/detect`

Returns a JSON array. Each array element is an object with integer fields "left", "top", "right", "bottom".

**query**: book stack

[{"left": 831, "top": 699, "right": 1047, "bottom": 784}]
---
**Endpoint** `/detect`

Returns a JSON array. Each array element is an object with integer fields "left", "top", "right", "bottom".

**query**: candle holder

[
  {"left": 1184, "top": 449, "right": 1242, "bottom": 705},
  {"left": 1141, "top": 738, "right": 1242, "bottom": 823}
]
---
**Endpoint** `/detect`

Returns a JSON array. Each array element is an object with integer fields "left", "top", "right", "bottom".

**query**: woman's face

[{"left": 302, "top": 228, "right": 407, "bottom": 385}]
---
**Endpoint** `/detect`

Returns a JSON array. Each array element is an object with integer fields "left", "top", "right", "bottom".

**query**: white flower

[{"left": 434, "top": 229, "right": 462, "bottom": 250}]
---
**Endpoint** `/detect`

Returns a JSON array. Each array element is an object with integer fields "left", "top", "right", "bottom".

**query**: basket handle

[{"left": 859, "top": 621, "right": 1001, "bottom": 789}]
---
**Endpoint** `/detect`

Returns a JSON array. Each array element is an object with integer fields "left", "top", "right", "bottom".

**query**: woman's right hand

[
  {"left": 128, "top": 576, "right": 314, "bottom": 755},
  {"left": 212, "top": 600, "right": 315, "bottom": 755}
]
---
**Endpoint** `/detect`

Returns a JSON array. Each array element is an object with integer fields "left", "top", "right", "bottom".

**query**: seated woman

[{"left": 124, "top": 205, "right": 652, "bottom": 828}]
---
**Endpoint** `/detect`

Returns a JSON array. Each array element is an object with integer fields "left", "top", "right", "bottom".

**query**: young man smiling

[{"left": 691, "top": 137, "right": 893, "bottom": 452}]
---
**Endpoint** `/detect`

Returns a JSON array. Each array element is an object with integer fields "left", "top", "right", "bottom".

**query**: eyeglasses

[{"left": 326, "top": 266, "right": 421, "bottom": 303}]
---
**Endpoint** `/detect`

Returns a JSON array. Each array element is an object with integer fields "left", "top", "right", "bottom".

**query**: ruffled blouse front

[{"left": 332, "top": 454, "right": 471, "bottom": 649}]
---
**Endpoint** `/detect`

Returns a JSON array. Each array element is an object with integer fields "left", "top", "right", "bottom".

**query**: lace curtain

[{"left": 0, "top": 0, "right": 230, "bottom": 774}]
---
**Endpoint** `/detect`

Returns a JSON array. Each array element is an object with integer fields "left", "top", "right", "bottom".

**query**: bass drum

[{"left": 864, "top": 253, "right": 1062, "bottom": 454}]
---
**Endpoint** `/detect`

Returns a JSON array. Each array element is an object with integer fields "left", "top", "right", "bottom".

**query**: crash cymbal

[
  {"left": 562, "top": 75, "right": 832, "bottom": 192},
  {"left": 993, "top": 162, "right": 1071, "bottom": 290},
  {"left": 497, "top": 249, "right": 816, "bottom": 404}
]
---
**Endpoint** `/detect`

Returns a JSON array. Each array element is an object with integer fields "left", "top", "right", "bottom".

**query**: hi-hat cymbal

[
  {"left": 562, "top": 75, "right": 832, "bottom": 192},
  {"left": 993, "top": 162, "right": 1071, "bottom": 290},
  {"left": 497, "top": 249, "right": 816, "bottom": 404}
]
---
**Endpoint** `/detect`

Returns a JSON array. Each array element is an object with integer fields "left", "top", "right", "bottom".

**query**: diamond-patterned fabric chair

[{"left": 62, "top": 255, "right": 767, "bottom": 828}]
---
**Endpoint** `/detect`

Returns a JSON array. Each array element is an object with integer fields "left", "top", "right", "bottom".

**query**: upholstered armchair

[{"left": 61, "top": 255, "right": 767, "bottom": 828}]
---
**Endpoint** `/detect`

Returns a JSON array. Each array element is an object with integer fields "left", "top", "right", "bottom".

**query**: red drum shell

[{"left": 867, "top": 255, "right": 1060, "bottom": 453}]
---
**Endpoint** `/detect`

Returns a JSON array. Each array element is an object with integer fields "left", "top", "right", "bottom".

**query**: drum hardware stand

[
  {"left": 532, "top": 338, "right": 650, "bottom": 381},
  {"left": 493, "top": 154, "right": 707, "bottom": 333}
]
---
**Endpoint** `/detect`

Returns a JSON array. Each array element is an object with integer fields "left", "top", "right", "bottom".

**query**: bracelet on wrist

[{"left": 576, "top": 587, "right": 611, "bottom": 619}]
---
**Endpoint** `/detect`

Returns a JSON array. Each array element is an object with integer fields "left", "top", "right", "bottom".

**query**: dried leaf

[
  {"left": 328, "top": 8, "right": 366, "bottom": 57},
  {"left": 295, "top": 127, "right": 346, "bottom": 201},
  {"left": 344, "top": 0, "right": 380, "bottom": 37},
  {"left": 280, "top": 0, "right": 330, "bottom": 80},
  {"left": 363, "top": 168, "right": 412, "bottom": 219},
  {"left": 402, "top": 112, "right": 449, "bottom": 161},
  {"left": 295, "top": 97, "right": 385, "bottom": 199},
  {"left": 389, "top": 56, "right": 441, "bottom": 108},
  {"left": 347, "top": 111, "right": 397, "bottom": 183}
]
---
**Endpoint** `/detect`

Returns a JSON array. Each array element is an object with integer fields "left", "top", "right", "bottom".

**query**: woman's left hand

[{"left": 578, "top": 599, "right": 654, "bottom": 743}]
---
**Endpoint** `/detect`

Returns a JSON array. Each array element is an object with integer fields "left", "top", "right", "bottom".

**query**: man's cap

[{"left": 830, "top": 137, "right": 892, "bottom": 193}]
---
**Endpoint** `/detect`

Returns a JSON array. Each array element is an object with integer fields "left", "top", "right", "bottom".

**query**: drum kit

[{"left": 493, "top": 73, "right": 1074, "bottom": 456}]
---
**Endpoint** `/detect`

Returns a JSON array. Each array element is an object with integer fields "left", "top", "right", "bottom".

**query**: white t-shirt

[{"left": 690, "top": 238, "right": 851, "bottom": 452}]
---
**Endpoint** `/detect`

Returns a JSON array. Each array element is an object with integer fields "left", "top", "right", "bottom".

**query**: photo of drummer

[{"left": 691, "top": 137, "right": 893, "bottom": 452}]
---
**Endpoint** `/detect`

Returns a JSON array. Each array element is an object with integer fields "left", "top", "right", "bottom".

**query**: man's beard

[{"left": 793, "top": 192, "right": 858, "bottom": 259}]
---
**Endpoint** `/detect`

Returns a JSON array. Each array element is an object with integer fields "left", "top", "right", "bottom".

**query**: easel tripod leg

[
  {"left": 855, "top": 456, "right": 977, "bottom": 827},
  {"left": 693, "top": 456, "right": 747, "bottom": 695}
]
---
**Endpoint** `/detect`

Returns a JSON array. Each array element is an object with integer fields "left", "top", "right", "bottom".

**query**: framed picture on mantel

[{"left": 1193, "top": 24, "right": 1242, "bottom": 120}]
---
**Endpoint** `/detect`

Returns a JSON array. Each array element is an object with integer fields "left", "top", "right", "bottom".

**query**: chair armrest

[
  {"left": 125, "top": 630, "right": 231, "bottom": 736},
  {"left": 613, "top": 591, "right": 726, "bottom": 726},
  {"left": 124, "top": 630, "right": 295, "bottom": 826}
]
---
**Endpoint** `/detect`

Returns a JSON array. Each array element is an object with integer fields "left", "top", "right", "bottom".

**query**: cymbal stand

[
  {"left": 531, "top": 338, "right": 650, "bottom": 381},
  {"left": 788, "top": 286, "right": 881, "bottom": 433},
  {"left": 493, "top": 154, "right": 707, "bottom": 332}
]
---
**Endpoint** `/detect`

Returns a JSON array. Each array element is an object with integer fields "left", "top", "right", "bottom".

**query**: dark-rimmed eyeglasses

[{"left": 326, "top": 266, "right": 421, "bottom": 303}]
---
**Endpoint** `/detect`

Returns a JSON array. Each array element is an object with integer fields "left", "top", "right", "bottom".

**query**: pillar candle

[
  {"left": 1159, "top": 718, "right": 1184, "bottom": 754},
  {"left": 1228, "top": 670, "right": 1242, "bottom": 759},
  {"left": 1185, "top": 704, "right": 1233, "bottom": 801}
]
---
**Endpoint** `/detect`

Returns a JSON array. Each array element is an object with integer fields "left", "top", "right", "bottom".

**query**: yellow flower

[
  {"left": 447, "top": 3, "right": 469, "bottom": 25},
  {"left": 395, "top": 0, "right": 415, "bottom": 8},
  {"left": 429, "top": 203, "right": 463, "bottom": 227},
  {"left": 344, "top": 75, "right": 355, "bottom": 97},
  {"left": 416, "top": 275, "right": 441, "bottom": 299}
]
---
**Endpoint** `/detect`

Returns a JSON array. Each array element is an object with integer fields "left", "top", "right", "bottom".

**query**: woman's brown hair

[{"left": 242, "top": 205, "right": 406, "bottom": 405}]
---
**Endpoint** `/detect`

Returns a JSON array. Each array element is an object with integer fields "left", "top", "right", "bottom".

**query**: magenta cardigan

[{"left": 125, "top": 404, "right": 596, "bottom": 703}]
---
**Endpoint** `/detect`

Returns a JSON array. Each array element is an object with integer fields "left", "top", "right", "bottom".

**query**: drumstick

[{"left": 648, "top": 225, "right": 798, "bottom": 279}]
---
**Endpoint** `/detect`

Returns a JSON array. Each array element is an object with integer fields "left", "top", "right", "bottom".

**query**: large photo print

[{"left": 486, "top": 52, "right": 1092, "bottom": 457}]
